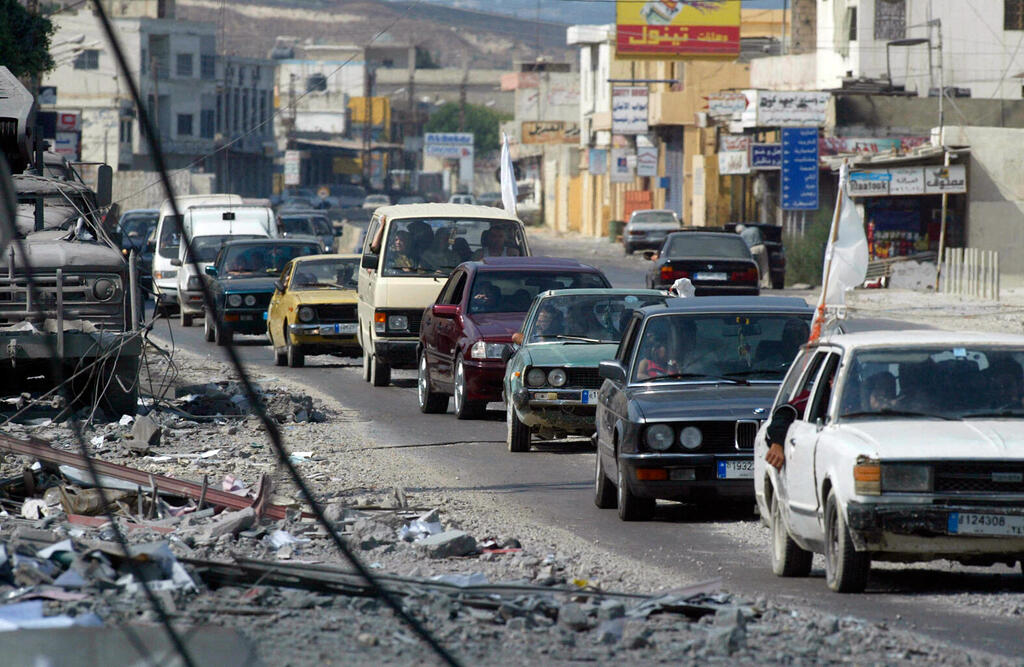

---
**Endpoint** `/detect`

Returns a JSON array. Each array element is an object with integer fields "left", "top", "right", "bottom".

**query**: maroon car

[{"left": 417, "top": 257, "right": 611, "bottom": 419}]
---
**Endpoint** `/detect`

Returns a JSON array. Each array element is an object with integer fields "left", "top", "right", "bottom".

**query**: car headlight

[
  {"left": 388, "top": 314, "right": 408, "bottom": 331},
  {"left": 298, "top": 306, "right": 316, "bottom": 323},
  {"left": 244, "top": 294, "right": 257, "bottom": 306},
  {"left": 881, "top": 464, "right": 933, "bottom": 493},
  {"left": 186, "top": 275, "right": 203, "bottom": 291},
  {"left": 645, "top": 424, "right": 674, "bottom": 451},
  {"left": 227, "top": 294, "right": 243, "bottom": 307},
  {"left": 526, "top": 368, "right": 547, "bottom": 387},
  {"left": 92, "top": 278, "right": 118, "bottom": 301},
  {"left": 679, "top": 426, "right": 703, "bottom": 450},
  {"left": 471, "top": 340, "right": 505, "bottom": 359},
  {"left": 547, "top": 368, "right": 567, "bottom": 387}
]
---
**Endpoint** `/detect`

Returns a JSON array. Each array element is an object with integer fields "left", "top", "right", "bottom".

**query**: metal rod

[
  {"left": 56, "top": 269, "right": 64, "bottom": 359},
  {"left": 129, "top": 249, "right": 139, "bottom": 332},
  {"left": 933, "top": 150, "right": 951, "bottom": 290}
]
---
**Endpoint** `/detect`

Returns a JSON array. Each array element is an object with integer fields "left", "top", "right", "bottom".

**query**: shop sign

[
  {"left": 521, "top": 121, "right": 580, "bottom": 145},
  {"left": 611, "top": 87, "right": 648, "bottom": 134},
  {"left": 780, "top": 127, "right": 819, "bottom": 210},
  {"left": 57, "top": 112, "right": 80, "bottom": 132},
  {"left": 53, "top": 132, "right": 78, "bottom": 161},
  {"left": 888, "top": 167, "right": 924, "bottom": 195},
  {"left": 924, "top": 164, "right": 967, "bottom": 194},
  {"left": 706, "top": 92, "right": 747, "bottom": 117},
  {"left": 615, "top": 0, "right": 740, "bottom": 58},
  {"left": 610, "top": 148, "right": 634, "bottom": 183},
  {"left": 848, "top": 165, "right": 966, "bottom": 197},
  {"left": 756, "top": 91, "right": 829, "bottom": 128},
  {"left": 718, "top": 151, "right": 749, "bottom": 175},
  {"left": 718, "top": 134, "right": 750, "bottom": 152},
  {"left": 589, "top": 148, "right": 607, "bottom": 175},
  {"left": 284, "top": 149, "right": 301, "bottom": 186},
  {"left": 849, "top": 170, "right": 891, "bottom": 197},
  {"left": 750, "top": 143, "right": 781, "bottom": 169},
  {"left": 820, "top": 136, "right": 929, "bottom": 156},
  {"left": 637, "top": 146, "right": 659, "bottom": 177}
]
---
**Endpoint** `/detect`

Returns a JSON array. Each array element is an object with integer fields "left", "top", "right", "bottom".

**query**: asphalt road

[{"left": 152, "top": 232, "right": 1024, "bottom": 659}]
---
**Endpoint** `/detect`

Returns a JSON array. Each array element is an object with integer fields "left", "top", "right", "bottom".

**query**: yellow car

[{"left": 267, "top": 254, "right": 361, "bottom": 367}]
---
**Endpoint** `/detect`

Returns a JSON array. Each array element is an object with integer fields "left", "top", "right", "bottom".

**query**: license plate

[
  {"left": 240, "top": 314, "right": 255, "bottom": 321},
  {"left": 948, "top": 512, "right": 1024, "bottom": 536},
  {"left": 581, "top": 390, "right": 596, "bottom": 405},
  {"left": 320, "top": 323, "right": 357, "bottom": 335},
  {"left": 717, "top": 460, "right": 754, "bottom": 479},
  {"left": 695, "top": 272, "right": 728, "bottom": 281},
  {"left": 533, "top": 392, "right": 558, "bottom": 400}
]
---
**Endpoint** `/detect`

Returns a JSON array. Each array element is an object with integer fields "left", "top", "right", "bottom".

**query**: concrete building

[{"left": 214, "top": 56, "right": 276, "bottom": 197}]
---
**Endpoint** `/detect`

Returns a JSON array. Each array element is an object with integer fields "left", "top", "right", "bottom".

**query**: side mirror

[
  {"left": 511, "top": 332, "right": 524, "bottom": 346},
  {"left": 500, "top": 343, "right": 517, "bottom": 363},
  {"left": 642, "top": 250, "right": 658, "bottom": 261},
  {"left": 431, "top": 304, "right": 459, "bottom": 318},
  {"left": 96, "top": 165, "right": 113, "bottom": 208},
  {"left": 205, "top": 265, "right": 218, "bottom": 277},
  {"left": 361, "top": 253, "right": 379, "bottom": 270},
  {"left": 598, "top": 360, "right": 627, "bottom": 383},
  {"left": 170, "top": 258, "right": 182, "bottom": 267},
  {"left": 274, "top": 279, "right": 285, "bottom": 293}
]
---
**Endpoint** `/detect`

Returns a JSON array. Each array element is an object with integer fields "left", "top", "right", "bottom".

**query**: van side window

[
  {"left": 158, "top": 215, "right": 182, "bottom": 258},
  {"left": 363, "top": 218, "right": 381, "bottom": 255}
]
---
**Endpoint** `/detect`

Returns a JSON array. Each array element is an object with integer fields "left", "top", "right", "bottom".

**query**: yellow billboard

[{"left": 616, "top": 0, "right": 740, "bottom": 58}]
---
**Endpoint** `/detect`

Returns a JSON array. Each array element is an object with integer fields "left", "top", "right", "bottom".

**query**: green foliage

[
  {"left": 415, "top": 47, "right": 440, "bottom": 70},
  {"left": 783, "top": 207, "right": 835, "bottom": 287},
  {"left": 0, "top": 0, "right": 56, "bottom": 80},
  {"left": 424, "top": 102, "right": 511, "bottom": 154}
]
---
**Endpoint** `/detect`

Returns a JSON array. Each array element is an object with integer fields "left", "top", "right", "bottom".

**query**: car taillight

[
  {"left": 730, "top": 268, "right": 759, "bottom": 282},
  {"left": 661, "top": 266, "right": 690, "bottom": 282}
]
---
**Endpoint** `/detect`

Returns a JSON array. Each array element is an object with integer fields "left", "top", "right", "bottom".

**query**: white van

[
  {"left": 173, "top": 205, "right": 278, "bottom": 326},
  {"left": 357, "top": 203, "right": 530, "bottom": 386},
  {"left": 152, "top": 194, "right": 243, "bottom": 314}
]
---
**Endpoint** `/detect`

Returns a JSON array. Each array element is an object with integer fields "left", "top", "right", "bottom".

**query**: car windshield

[
  {"left": 313, "top": 219, "right": 332, "bottom": 235},
  {"left": 219, "top": 243, "right": 320, "bottom": 276},
  {"left": 191, "top": 234, "right": 264, "bottom": 262},
  {"left": 119, "top": 213, "right": 158, "bottom": 248},
  {"left": 664, "top": 235, "right": 751, "bottom": 259},
  {"left": 468, "top": 271, "right": 609, "bottom": 315},
  {"left": 280, "top": 217, "right": 316, "bottom": 235},
  {"left": 289, "top": 258, "right": 359, "bottom": 290},
  {"left": 631, "top": 313, "right": 812, "bottom": 383},
  {"left": 632, "top": 211, "right": 677, "bottom": 224},
  {"left": 526, "top": 293, "right": 667, "bottom": 344},
  {"left": 839, "top": 346, "right": 1024, "bottom": 420},
  {"left": 379, "top": 218, "right": 526, "bottom": 277}
]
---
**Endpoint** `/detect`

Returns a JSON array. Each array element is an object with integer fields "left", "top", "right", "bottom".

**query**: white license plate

[
  {"left": 320, "top": 323, "right": 357, "bottom": 335},
  {"left": 948, "top": 512, "right": 1024, "bottom": 536},
  {"left": 695, "top": 272, "right": 728, "bottom": 281},
  {"left": 717, "top": 460, "right": 754, "bottom": 479},
  {"left": 581, "top": 390, "right": 597, "bottom": 405}
]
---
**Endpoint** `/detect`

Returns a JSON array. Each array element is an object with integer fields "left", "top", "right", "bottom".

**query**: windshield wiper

[
  {"left": 841, "top": 409, "right": 956, "bottom": 420},
  {"left": 645, "top": 372, "right": 748, "bottom": 385},
  {"left": 554, "top": 335, "right": 602, "bottom": 343},
  {"left": 958, "top": 409, "right": 1024, "bottom": 419}
]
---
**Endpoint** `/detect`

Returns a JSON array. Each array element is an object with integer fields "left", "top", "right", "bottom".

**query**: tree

[
  {"left": 0, "top": 0, "right": 55, "bottom": 81},
  {"left": 424, "top": 102, "right": 510, "bottom": 154}
]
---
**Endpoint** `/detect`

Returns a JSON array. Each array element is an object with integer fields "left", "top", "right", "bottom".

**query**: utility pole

[
  {"left": 363, "top": 65, "right": 375, "bottom": 187},
  {"left": 151, "top": 55, "right": 160, "bottom": 141},
  {"left": 457, "top": 56, "right": 468, "bottom": 132}
]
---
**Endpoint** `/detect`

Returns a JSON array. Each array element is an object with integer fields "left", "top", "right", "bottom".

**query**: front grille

[
  {"left": 566, "top": 367, "right": 602, "bottom": 389},
  {"left": 317, "top": 304, "right": 356, "bottom": 323},
  {"left": 933, "top": 462, "right": 1024, "bottom": 495},
  {"left": 735, "top": 421, "right": 758, "bottom": 450},
  {"left": 0, "top": 272, "right": 125, "bottom": 331}
]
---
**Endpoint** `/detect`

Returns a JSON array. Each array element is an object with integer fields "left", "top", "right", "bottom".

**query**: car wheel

[
  {"left": 594, "top": 450, "right": 616, "bottom": 509},
  {"left": 361, "top": 346, "right": 371, "bottom": 382},
  {"left": 824, "top": 490, "right": 870, "bottom": 593},
  {"left": 770, "top": 490, "right": 812, "bottom": 577},
  {"left": 772, "top": 276, "right": 785, "bottom": 290},
  {"left": 203, "top": 312, "right": 215, "bottom": 342},
  {"left": 370, "top": 353, "right": 390, "bottom": 387},
  {"left": 179, "top": 309, "right": 193, "bottom": 327},
  {"left": 213, "top": 319, "right": 233, "bottom": 347},
  {"left": 286, "top": 328, "right": 305, "bottom": 368},
  {"left": 624, "top": 243, "right": 634, "bottom": 256},
  {"left": 506, "top": 401, "right": 531, "bottom": 452},
  {"left": 617, "top": 462, "right": 654, "bottom": 521},
  {"left": 418, "top": 352, "right": 448, "bottom": 414},
  {"left": 453, "top": 358, "right": 485, "bottom": 419}
]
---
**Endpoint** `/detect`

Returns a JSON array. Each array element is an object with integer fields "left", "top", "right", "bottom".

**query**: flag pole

[{"left": 809, "top": 159, "right": 848, "bottom": 341}]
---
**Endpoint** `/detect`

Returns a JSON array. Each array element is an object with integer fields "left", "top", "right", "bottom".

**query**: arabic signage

[
  {"left": 636, "top": 146, "right": 659, "bottom": 177},
  {"left": 718, "top": 151, "right": 749, "bottom": 175},
  {"left": 750, "top": 143, "right": 781, "bottom": 170},
  {"left": 589, "top": 148, "right": 607, "bottom": 175},
  {"left": 848, "top": 165, "right": 967, "bottom": 197},
  {"left": 756, "top": 91, "right": 829, "bottom": 128},
  {"left": 616, "top": 0, "right": 740, "bottom": 57},
  {"left": 424, "top": 132, "right": 474, "bottom": 158},
  {"left": 611, "top": 87, "right": 648, "bottom": 134},
  {"left": 706, "top": 92, "right": 747, "bottom": 117},
  {"left": 819, "top": 136, "right": 930, "bottom": 156},
  {"left": 610, "top": 148, "right": 634, "bottom": 183},
  {"left": 780, "top": 127, "right": 819, "bottom": 210},
  {"left": 424, "top": 132, "right": 473, "bottom": 146},
  {"left": 521, "top": 121, "right": 580, "bottom": 145},
  {"left": 284, "top": 149, "right": 301, "bottom": 186},
  {"left": 718, "top": 134, "right": 750, "bottom": 152}
]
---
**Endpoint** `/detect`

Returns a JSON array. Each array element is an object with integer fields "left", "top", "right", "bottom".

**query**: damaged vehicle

[{"left": 756, "top": 331, "right": 1024, "bottom": 593}]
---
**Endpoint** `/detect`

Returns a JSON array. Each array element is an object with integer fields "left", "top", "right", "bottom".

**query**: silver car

[{"left": 623, "top": 209, "right": 681, "bottom": 255}]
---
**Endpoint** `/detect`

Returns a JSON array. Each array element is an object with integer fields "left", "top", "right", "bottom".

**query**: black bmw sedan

[{"left": 645, "top": 231, "right": 760, "bottom": 295}]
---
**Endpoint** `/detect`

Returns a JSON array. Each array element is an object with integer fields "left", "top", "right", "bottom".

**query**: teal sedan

[{"left": 504, "top": 288, "right": 669, "bottom": 452}]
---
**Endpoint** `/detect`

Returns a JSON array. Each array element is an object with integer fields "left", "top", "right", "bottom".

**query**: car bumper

[
  {"left": 374, "top": 338, "right": 418, "bottom": 368},
  {"left": 618, "top": 452, "right": 754, "bottom": 501},
  {"left": 845, "top": 501, "right": 1024, "bottom": 556},
  {"left": 179, "top": 290, "right": 204, "bottom": 315},
  {"left": 462, "top": 358, "right": 507, "bottom": 402},
  {"left": 289, "top": 323, "right": 360, "bottom": 354},
  {"left": 222, "top": 309, "right": 267, "bottom": 334},
  {"left": 625, "top": 237, "right": 665, "bottom": 250},
  {"left": 153, "top": 280, "right": 178, "bottom": 304},
  {"left": 510, "top": 388, "right": 598, "bottom": 434}
]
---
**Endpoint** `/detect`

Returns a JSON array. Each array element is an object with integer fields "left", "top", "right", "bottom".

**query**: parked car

[
  {"left": 116, "top": 208, "right": 158, "bottom": 293},
  {"left": 267, "top": 254, "right": 361, "bottom": 367},
  {"left": 358, "top": 204, "right": 531, "bottom": 387},
  {"left": 278, "top": 209, "right": 335, "bottom": 252},
  {"left": 418, "top": 257, "right": 612, "bottom": 419},
  {"left": 725, "top": 222, "right": 786, "bottom": 290},
  {"left": 595, "top": 296, "right": 814, "bottom": 521},
  {"left": 504, "top": 289, "right": 669, "bottom": 452},
  {"left": 362, "top": 193, "right": 392, "bottom": 210},
  {"left": 623, "top": 209, "right": 680, "bottom": 255},
  {"left": 755, "top": 330, "right": 1024, "bottom": 593},
  {"left": 448, "top": 193, "right": 476, "bottom": 205},
  {"left": 646, "top": 231, "right": 760, "bottom": 295},
  {"left": 202, "top": 238, "right": 322, "bottom": 345}
]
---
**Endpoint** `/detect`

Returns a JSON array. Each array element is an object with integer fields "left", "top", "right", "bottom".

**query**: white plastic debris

[
  {"left": 268, "top": 530, "right": 309, "bottom": 549},
  {"left": 670, "top": 277, "right": 696, "bottom": 298},
  {"left": 430, "top": 572, "right": 489, "bottom": 587},
  {"left": 118, "top": 415, "right": 134, "bottom": 426},
  {"left": 397, "top": 510, "right": 444, "bottom": 542}
]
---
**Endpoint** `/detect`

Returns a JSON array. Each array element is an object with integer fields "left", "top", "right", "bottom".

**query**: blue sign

[
  {"left": 781, "top": 128, "right": 819, "bottom": 211},
  {"left": 750, "top": 143, "right": 781, "bottom": 169}
]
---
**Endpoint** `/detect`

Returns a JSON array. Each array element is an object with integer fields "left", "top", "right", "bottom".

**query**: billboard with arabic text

[{"left": 616, "top": 0, "right": 740, "bottom": 58}]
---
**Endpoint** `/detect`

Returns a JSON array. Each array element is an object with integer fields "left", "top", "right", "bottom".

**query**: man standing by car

[{"left": 736, "top": 224, "right": 770, "bottom": 289}]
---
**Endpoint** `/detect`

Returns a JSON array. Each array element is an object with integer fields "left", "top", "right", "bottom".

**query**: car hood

[
  {"left": 522, "top": 342, "right": 618, "bottom": 367},
  {"left": 837, "top": 420, "right": 1024, "bottom": 460},
  {"left": 220, "top": 276, "right": 278, "bottom": 292},
  {"left": 628, "top": 383, "right": 778, "bottom": 422},
  {"left": 469, "top": 312, "right": 527, "bottom": 339},
  {"left": 290, "top": 288, "right": 358, "bottom": 304}
]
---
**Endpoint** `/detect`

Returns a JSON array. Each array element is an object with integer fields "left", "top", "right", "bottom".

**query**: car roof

[
  {"left": 665, "top": 230, "right": 742, "bottom": 240},
  {"left": 538, "top": 288, "right": 667, "bottom": 299},
  {"left": 290, "top": 253, "right": 360, "bottom": 263},
  {"left": 826, "top": 317, "right": 936, "bottom": 334},
  {"left": 373, "top": 203, "right": 520, "bottom": 221},
  {"left": 220, "top": 238, "right": 321, "bottom": 248},
  {"left": 279, "top": 209, "right": 328, "bottom": 217},
  {"left": 817, "top": 330, "right": 1024, "bottom": 348},
  {"left": 470, "top": 256, "right": 602, "bottom": 271},
  {"left": 639, "top": 296, "right": 814, "bottom": 315}
]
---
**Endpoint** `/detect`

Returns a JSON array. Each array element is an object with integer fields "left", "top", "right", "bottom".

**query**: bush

[{"left": 783, "top": 207, "right": 834, "bottom": 287}]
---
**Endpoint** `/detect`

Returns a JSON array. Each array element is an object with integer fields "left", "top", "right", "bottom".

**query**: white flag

[
  {"left": 822, "top": 164, "right": 869, "bottom": 305},
  {"left": 500, "top": 132, "right": 518, "bottom": 216}
]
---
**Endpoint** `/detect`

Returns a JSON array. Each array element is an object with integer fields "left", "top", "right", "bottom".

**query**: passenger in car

[
  {"left": 420, "top": 228, "right": 457, "bottom": 271},
  {"left": 471, "top": 282, "right": 502, "bottom": 313},
  {"left": 533, "top": 305, "right": 564, "bottom": 339},
  {"left": 472, "top": 226, "right": 519, "bottom": 259},
  {"left": 386, "top": 230, "right": 415, "bottom": 272},
  {"left": 865, "top": 371, "right": 897, "bottom": 412},
  {"left": 637, "top": 329, "right": 679, "bottom": 380}
]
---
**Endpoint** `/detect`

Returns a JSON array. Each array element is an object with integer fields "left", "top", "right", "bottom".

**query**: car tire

[
  {"left": 286, "top": 329, "right": 305, "bottom": 368},
  {"left": 214, "top": 320, "right": 233, "bottom": 347},
  {"left": 203, "top": 312, "right": 215, "bottom": 342},
  {"left": 617, "top": 462, "right": 655, "bottom": 521},
  {"left": 370, "top": 353, "right": 390, "bottom": 387},
  {"left": 594, "top": 450, "right": 616, "bottom": 509},
  {"left": 624, "top": 244, "right": 634, "bottom": 256},
  {"left": 453, "top": 358, "right": 485, "bottom": 419},
  {"left": 179, "top": 309, "right": 193, "bottom": 327},
  {"left": 361, "top": 346, "right": 372, "bottom": 382},
  {"left": 418, "top": 352, "right": 448, "bottom": 414},
  {"left": 506, "top": 401, "right": 531, "bottom": 452},
  {"left": 770, "top": 491, "right": 812, "bottom": 577},
  {"left": 824, "top": 490, "right": 870, "bottom": 593},
  {"left": 772, "top": 276, "right": 785, "bottom": 290}
]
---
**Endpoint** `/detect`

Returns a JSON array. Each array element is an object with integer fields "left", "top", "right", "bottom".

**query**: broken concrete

[{"left": 414, "top": 530, "right": 477, "bottom": 559}]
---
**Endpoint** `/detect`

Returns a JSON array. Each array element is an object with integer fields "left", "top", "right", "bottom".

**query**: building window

[
  {"left": 1008, "top": 0, "right": 1024, "bottom": 30},
  {"left": 119, "top": 119, "right": 133, "bottom": 144},
  {"left": 73, "top": 50, "right": 99, "bottom": 70},
  {"left": 177, "top": 113, "right": 193, "bottom": 137},
  {"left": 875, "top": 0, "right": 906, "bottom": 40},
  {"left": 200, "top": 109, "right": 215, "bottom": 139},
  {"left": 201, "top": 54, "right": 216, "bottom": 80},
  {"left": 176, "top": 53, "right": 193, "bottom": 77},
  {"left": 848, "top": 7, "right": 858, "bottom": 41}
]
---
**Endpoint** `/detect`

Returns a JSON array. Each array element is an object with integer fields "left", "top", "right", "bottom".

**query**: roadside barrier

[{"left": 940, "top": 248, "right": 1000, "bottom": 301}]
